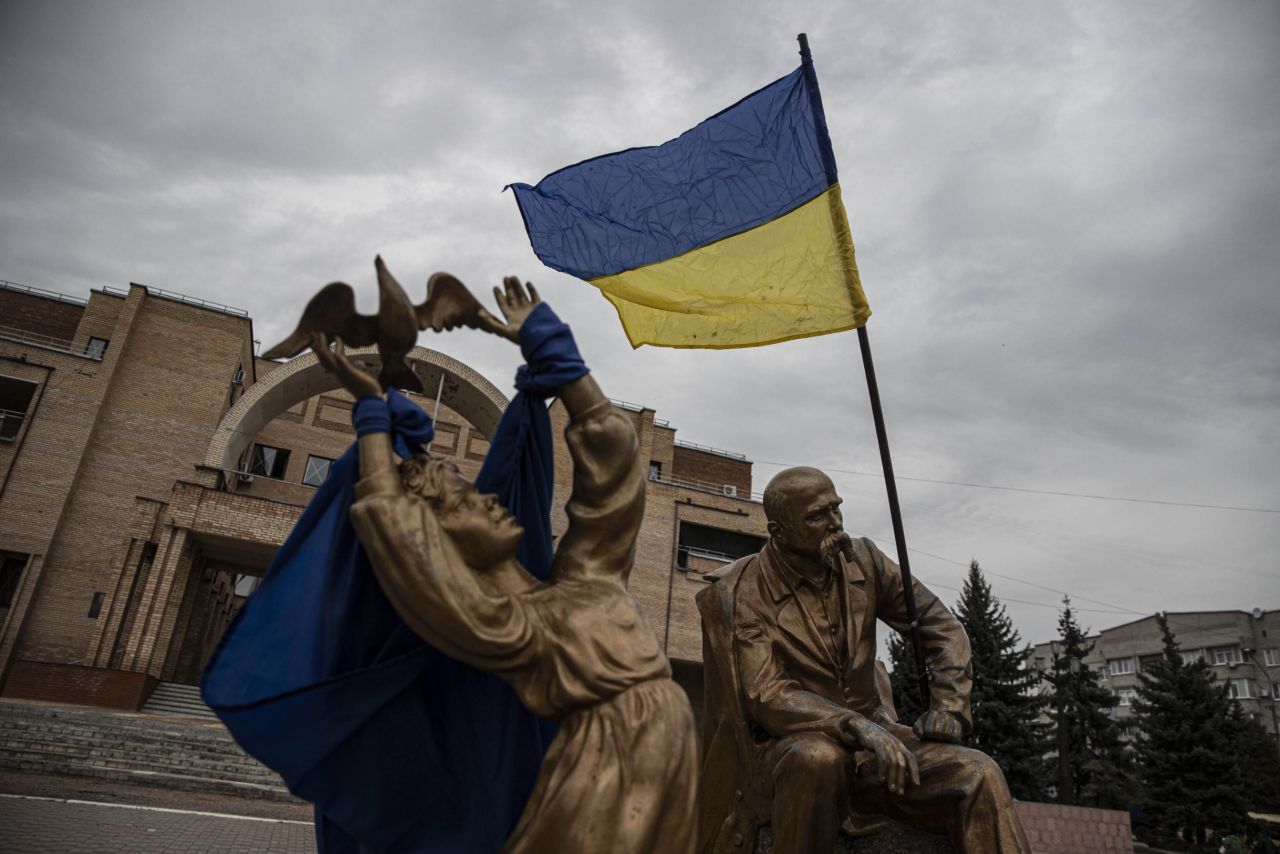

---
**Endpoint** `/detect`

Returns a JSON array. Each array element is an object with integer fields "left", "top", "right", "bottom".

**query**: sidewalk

[
  {"left": 0, "top": 793, "right": 316, "bottom": 853},
  {"left": 0, "top": 770, "right": 316, "bottom": 853}
]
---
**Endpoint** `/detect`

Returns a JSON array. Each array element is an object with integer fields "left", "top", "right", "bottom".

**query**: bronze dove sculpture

[{"left": 263, "top": 256, "right": 497, "bottom": 393}]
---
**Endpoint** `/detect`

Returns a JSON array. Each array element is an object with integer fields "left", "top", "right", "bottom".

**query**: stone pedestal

[{"left": 757, "top": 823, "right": 952, "bottom": 853}]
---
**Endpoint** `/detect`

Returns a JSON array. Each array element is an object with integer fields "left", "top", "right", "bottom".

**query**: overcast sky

[{"left": 2, "top": 1, "right": 1276, "bottom": 647}]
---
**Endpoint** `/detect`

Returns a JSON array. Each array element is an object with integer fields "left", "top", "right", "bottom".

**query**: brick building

[{"left": 0, "top": 278, "right": 766, "bottom": 713}]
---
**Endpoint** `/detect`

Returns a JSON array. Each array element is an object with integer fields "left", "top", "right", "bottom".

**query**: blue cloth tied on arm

[
  {"left": 201, "top": 304, "right": 587, "bottom": 854},
  {"left": 475, "top": 302, "right": 588, "bottom": 573}
]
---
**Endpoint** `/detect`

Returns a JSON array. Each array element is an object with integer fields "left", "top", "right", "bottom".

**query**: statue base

[{"left": 758, "top": 822, "right": 952, "bottom": 853}]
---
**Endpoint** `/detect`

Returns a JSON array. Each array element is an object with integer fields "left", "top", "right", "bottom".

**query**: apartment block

[
  {"left": 1029, "top": 609, "right": 1280, "bottom": 738},
  {"left": 0, "top": 278, "right": 765, "bottom": 713}
]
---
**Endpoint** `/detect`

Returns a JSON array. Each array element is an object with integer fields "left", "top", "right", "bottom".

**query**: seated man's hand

[
  {"left": 913, "top": 709, "right": 963, "bottom": 743},
  {"left": 843, "top": 715, "right": 920, "bottom": 796}
]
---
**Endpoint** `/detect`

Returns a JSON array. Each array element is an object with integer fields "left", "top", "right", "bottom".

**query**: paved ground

[
  {"left": 0, "top": 771, "right": 316, "bottom": 853},
  {"left": 0, "top": 770, "right": 311, "bottom": 821}
]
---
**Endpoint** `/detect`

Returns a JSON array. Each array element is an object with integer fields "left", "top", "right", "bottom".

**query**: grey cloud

[{"left": 1, "top": 0, "right": 1276, "bottom": 644}]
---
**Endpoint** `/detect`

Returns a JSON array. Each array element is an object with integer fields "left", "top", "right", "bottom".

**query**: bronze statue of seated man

[{"left": 697, "top": 466, "right": 1031, "bottom": 854}]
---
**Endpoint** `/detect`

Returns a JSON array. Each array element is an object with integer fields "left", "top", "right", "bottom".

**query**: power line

[
  {"left": 755, "top": 460, "right": 1280, "bottom": 515},
  {"left": 920, "top": 578, "right": 1134, "bottom": 616},
  {"left": 847, "top": 528, "right": 1273, "bottom": 641},
  {"left": 847, "top": 528, "right": 1143, "bottom": 617},
  {"left": 846, "top": 524, "right": 1146, "bottom": 615},
  {"left": 900, "top": 541, "right": 1143, "bottom": 616}
]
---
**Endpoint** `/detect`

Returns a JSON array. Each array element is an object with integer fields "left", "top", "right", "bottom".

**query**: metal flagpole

[
  {"left": 797, "top": 32, "right": 932, "bottom": 712},
  {"left": 857, "top": 324, "right": 932, "bottom": 711},
  {"left": 426, "top": 373, "right": 445, "bottom": 454}
]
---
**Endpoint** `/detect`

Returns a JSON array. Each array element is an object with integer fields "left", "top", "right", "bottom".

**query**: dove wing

[
  {"left": 262, "top": 282, "right": 380, "bottom": 359},
  {"left": 415, "top": 273, "right": 492, "bottom": 333}
]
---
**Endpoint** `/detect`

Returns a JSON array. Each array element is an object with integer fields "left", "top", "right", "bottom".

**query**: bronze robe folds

[{"left": 353, "top": 401, "right": 697, "bottom": 854}]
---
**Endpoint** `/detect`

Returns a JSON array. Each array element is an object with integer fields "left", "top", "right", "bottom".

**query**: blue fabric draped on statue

[{"left": 201, "top": 303, "right": 588, "bottom": 853}]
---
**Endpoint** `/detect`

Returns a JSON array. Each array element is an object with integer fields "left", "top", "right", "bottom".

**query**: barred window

[
  {"left": 302, "top": 455, "right": 334, "bottom": 487},
  {"left": 247, "top": 444, "right": 290, "bottom": 479}
]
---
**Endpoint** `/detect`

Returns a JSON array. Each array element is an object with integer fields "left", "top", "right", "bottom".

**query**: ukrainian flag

[{"left": 508, "top": 54, "right": 869, "bottom": 349}]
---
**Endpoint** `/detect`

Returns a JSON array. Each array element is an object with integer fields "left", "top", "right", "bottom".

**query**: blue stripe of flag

[{"left": 508, "top": 67, "right": 836, "bottom": 281}]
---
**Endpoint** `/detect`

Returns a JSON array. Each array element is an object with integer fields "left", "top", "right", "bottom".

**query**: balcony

[{"left": 0, "top": 324, "right": 104, "bottom": 360}]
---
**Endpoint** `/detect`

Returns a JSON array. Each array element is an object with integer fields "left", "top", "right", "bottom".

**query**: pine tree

[
  {"left": 1130, "top": 614, "right": 1250, "bottom": 847},
  {"left": 954, "top": 560, "right": 1048, "bottom": 800},
  {"left": 1043, "top": 597, "right": 1133, "bottom": 809},
  {"left": 1225, "top": 704, "right": 1280, "bottom": 845},
  {"left": 887, "top": 631, "right": 925, "bottom": 727},
  {"left": 1230, "top": 710, "right": 1280, "bottom": 816}
]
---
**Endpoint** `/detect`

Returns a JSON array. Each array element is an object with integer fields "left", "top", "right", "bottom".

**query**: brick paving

[{"left": 0, "top": 793, "right": 316, "bottom": 853}]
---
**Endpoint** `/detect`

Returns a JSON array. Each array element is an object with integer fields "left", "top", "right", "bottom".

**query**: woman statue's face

[{"left": 434, "top": 464, "right": 524, "bottom": 567}]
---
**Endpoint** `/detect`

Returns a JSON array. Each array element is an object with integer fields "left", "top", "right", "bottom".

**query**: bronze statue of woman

[{"left": 311, "top": 278, "right": 697, "bottom": 854}]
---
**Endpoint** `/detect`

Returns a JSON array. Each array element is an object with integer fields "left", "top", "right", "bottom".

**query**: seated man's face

[
  {"left": 433, "top": 463, "right": 524, "bottom": 567},
  {"left": 773, "top": 475, "right": 850, "bottom": 568}
]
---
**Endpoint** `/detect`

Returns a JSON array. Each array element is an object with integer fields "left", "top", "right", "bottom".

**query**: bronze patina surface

[
  {"left": 311, "top": 277, "right": 697, "bottom": 854},
  {"left": 698, "top": 466, "right": 1030, "bottom": 854}
]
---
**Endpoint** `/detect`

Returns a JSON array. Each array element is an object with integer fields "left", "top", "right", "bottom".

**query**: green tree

[
  {"left": 1226, "top": 704, "right": 1280, "bottom": 846},
  {"left": 1043, "top": 597, "right": 1133, "bottom": 809},
  {"left": 1130, "top": 614, "right": 1250, "bottom": 847},
  {"left": 1230, "top": 708, "right": 1280, "bottom": 815},
  {"left": 955, "top": 560, "right": 1048, "bottom": 800},
  {"left": 887, "top": 630, "right": 925, "bottom": 727}
]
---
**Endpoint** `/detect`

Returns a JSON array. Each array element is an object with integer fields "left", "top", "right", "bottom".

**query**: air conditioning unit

[{"left": 722, "top": 485, "right": 737, "bottom": 497}]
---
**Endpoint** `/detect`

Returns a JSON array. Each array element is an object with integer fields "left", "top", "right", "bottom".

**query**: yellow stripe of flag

[{"left": 590, "top": 185, "right": 869, "bottom": 349}]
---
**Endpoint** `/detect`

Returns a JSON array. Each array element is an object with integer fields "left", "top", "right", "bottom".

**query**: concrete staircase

[
  {"left": 0, "top": 699, "right": 301, "bottom": 803},
  {"left": 140, "top": 681, "right": 218, "bottom": 720}
]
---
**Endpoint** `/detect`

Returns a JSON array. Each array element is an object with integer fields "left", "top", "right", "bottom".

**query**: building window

[
  {"left": 1139, "top": 654, "right": 1163, "bottom": 670},
  {"left": 1264, "top": 648, "right": 1280, "bottom": 667},
  {"left": 0, "top": 376, "right": 38, "bottom": 441},
  {"left": 1272, "top": 682, "right": 1280, "bottom": 701},
  {"left": 1108, "top": 657, "right": 1134, "bottom": 676},
  {"left": 1228, "top": 678, "right": 1252, "bottom": 700},
  {"left": 87, "top": 591, "right": 105, "bottom": 619},
  {"left": 302, "top": 455, "right": 334, "bottom": 487},
  {"left": 676, "top": 522, "right": 765, "bottom": 570},
  {"left": 649, "top": 461, "right": 662, "bottom": 481},
  {"left": 0, "top": 554, "right": 27, "bottom": 607},
  {"left": 86, "top": 337, "right": 109, "bottom": 360},
  {"left": 247, "top": 444, "right": 290, "bottom": 479},
  {"left": 1212, "top": 646, "right": 1243, "bottom": 666},
  {"left": 1179, "top": 649, "right": 1202, "bottom": 665},
  {"left": 1117, "top": 688, "right": 1137, "bottom": 707}
]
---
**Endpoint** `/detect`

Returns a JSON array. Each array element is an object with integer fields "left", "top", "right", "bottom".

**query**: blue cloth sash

[{"left": 202, "top": 303, "right": 587, "bottom": 853}]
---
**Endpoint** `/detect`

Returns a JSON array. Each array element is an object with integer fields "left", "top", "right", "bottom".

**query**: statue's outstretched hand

[
  {"left": 482, "top": 277, "right": 542, "bottom": 343},
  {"left": 311, "top": 333, "right": 383, "bottom": 398},
  {"left": 844, "top": 715, "right": 920, "bottom": 796},
  {"left": 913, "top": 709, "right": 963, "bottom": 744}
]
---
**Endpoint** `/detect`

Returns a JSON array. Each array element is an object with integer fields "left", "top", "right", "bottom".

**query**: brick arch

[{"left": 203, "top": 346, "right": 509, "bottom": 472}]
